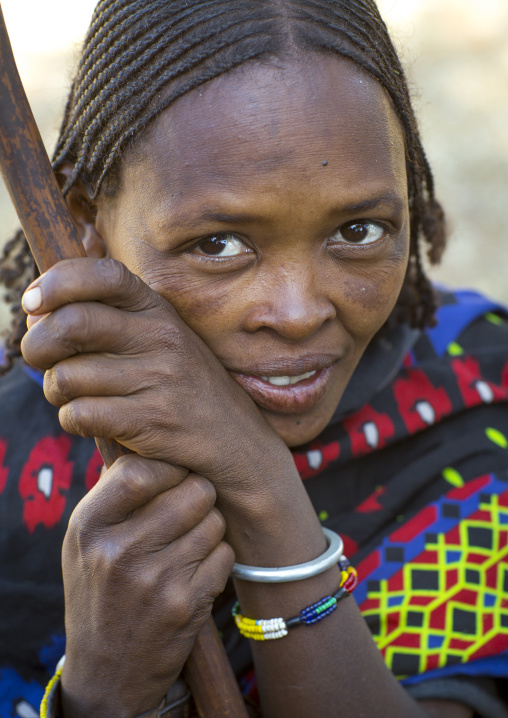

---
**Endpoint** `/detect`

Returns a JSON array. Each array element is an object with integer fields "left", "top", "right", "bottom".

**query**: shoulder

[
  {"left": 377, "top": 288, "right": 508, "bottom": 460},
  {"left": 404, "top": 287, "right": 508, "bottom": 408},
  {"left": 418, "top": 287, "right": 508, "bottom": 360}
]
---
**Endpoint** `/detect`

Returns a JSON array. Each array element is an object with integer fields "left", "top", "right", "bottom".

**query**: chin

[{"left": 263, "top": 410, "right": 334, "bottom": 449}]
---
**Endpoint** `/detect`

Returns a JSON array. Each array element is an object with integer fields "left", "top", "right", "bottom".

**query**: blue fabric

[
  {"left": 0, "top": 668, "right": 42, "bottom": 718},
  {"left": 427, "top": 289, "right": 506, "bottom": 357},
  {"left": 402, "top": 653, "right": 508, "bottom": 686}
]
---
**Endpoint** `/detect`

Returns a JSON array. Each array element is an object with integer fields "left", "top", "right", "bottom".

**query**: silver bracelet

[{"left": 231, "top": 527, "right": 344, "bottom": 583}]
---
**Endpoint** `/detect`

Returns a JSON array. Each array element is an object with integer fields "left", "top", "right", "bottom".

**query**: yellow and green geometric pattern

[{"left": 356, "top": 473, "right": 508, "bottom": 679}]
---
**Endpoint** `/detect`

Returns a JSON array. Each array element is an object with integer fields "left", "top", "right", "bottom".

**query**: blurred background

[{"left": 1, "top": 0, "right": 507, "bottom": 335}]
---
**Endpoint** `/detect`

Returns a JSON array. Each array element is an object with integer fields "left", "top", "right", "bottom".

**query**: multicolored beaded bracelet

[{"left": 233, "top": 558, "right": 358, "bottom": 641}]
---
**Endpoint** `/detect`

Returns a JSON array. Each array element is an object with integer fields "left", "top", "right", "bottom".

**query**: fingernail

[{"left": 22, "top": 286, "right": 43, "bottom": 313}]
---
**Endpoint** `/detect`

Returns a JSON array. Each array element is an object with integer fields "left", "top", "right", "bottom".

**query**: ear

[{"left": 55, "top": 164, "right": 108, "bottom": 258}]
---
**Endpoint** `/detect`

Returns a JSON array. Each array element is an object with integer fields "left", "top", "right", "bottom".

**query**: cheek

[
  {"left": 337, "top": 263, "right": 408, "bottom": 340},
  {"left": 352, "top": 260, "right": 406, "bottom": 309},
  {"left": 149, "top": 271, "right": 240, "bottom": 341},
  {"left": 344, "top": 231, "right": 410, "bottom": 329},
  {"left": 104, "top": 234, "right": 242, "bottom": 345}
]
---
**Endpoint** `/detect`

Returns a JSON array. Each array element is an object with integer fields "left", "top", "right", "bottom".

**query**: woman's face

[{"left": 95, "top": 54, "right": 410, "bottom": 447}]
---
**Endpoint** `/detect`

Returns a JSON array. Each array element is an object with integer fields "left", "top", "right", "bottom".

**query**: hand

[
  {"left": 21, "top": 258, "right": 292, "bottom": 501},
  {"left": 60, "top": 454, "right": 234, "bottom": 718}
]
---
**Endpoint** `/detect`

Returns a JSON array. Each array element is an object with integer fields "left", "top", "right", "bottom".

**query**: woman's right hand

[
  {"left": 20, "top": 258, "right": 294, "bottom": 508},
  {"left": 60, "top": 454, "right": 234, "bottom": 718},
  {"left": 21, "top": 257, "right": 324, "bottom": 573}
]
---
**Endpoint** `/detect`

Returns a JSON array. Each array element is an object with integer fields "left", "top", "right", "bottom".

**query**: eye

[
  {"left": 193, "top": 233, "right": 249, "bottom": 257},
  {"left": 331, "top": 221, "right": 385, "bottom": 245}
]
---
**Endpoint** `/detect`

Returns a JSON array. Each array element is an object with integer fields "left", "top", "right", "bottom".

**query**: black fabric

[{"left": 407, "top": 677, "right": 508, "bottom": 718}]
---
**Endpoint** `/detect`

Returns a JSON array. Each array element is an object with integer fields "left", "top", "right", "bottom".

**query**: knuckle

[
  {"left": 64, "top": 499, "right": 99, "bottom": 559},
  {"left": 215, "top": 542, "right": 236, "bottom": 581},
  {"left": 81, "top": 540, "right": 126, "bottom": 582},
  {"left": 96, "top": 258, "right": 132, "bottom": 293},
  {"left": 183, "top": 509, "right": 227, "bottom": 563},
  {"left": 131, "top": 424, "right": 169, "bottom": 460},
  {"left": 52, "top": 304, "right": 83, "bottom": 344},
  {"left": 20, "top": 321, "right": 50, "bottom": 369},
  {"left": 221, "top": 541, "right": 236, "bottom": 569},
  {"left": 66, "top": 503, "right": 85, "bottom": 543},
  {"left": 44, "top": 364, "right": 72, "bottom": 406},
  {"left": 114, "top": 453, "right": 146, "bottom": 475},
  {"left": 20, "top": 341, "right": 36, "bottom": 370},
  {"left": 191, "top": 529, "right": 216, "bottom": 558},
  {"left": 96, "top": 259, "right": 154, "bottom": 311},
  {"left": 59, "top": 401, "right": 93, "bottom": 437},
  {"left": 96, "top": 538, "right": 131, "bottom": 576},
  {"left": 50, "top": 304, "right": 99, "bottom": 357},
  {"left": 115, "top": 460, "right": 152, "bottom": 506},
  {"left": 187, "top": 475, "right": 216, "bottom": 513},
  {"left": 205, "top": 543, "right": 235, "bottom": 598},
  {"left": 167, "top": 586, "right": 194, "bottom": 628},
  {"left": 207, "top": 508, "right": 227, "bottom": 540}
]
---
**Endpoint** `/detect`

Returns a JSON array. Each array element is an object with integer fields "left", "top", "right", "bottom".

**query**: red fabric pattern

[
  {"left": 293, "top": 440, "right": 340, "bottom": 480},
  {"left": 393, "top": 370, "right": 453, "bottom": 434},
  {"left": 356, "top": 485, "right": 386, "bottom": 513},
  {"left": 451, "top": 357, "right": 506, "bottom": 407},
  {"left": 18, "top": 435, "right": 74, "bottom": 533},
  {"left": 343, "top": 405, "right": 395, "bottom": 457}
]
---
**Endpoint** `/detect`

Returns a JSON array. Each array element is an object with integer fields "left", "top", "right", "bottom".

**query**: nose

[{"left": 243, "top": 263, "right": 336, "bottom": 341}]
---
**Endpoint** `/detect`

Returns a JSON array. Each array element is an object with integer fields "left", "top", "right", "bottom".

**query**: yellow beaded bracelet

[{"left": 40, "top": 659, "right": 64, "bottom": 718}]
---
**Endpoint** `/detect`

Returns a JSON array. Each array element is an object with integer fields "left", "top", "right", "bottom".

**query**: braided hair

[{"left": 0, "top": 0, "right": 446, "bottom": 372}]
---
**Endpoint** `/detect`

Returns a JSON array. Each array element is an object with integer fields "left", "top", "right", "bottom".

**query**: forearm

[
  {"left": 225, "top": 469, "right": 442, "bottom": 718},
  {"left": 237, "top": 581, "right": 436, "bottom": 718}
]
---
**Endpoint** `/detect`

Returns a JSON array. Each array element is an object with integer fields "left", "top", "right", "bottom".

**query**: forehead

[{"left": 119, "top": 54, "right": 406, "bottom": 214}]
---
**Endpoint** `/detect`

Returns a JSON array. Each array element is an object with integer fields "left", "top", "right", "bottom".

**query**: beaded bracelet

[
  {"left": 40, "top": 656, "right": 65, "bottom": 718},
  {"left": 233, "top": 559, "right": 358, "bottom": 641}
]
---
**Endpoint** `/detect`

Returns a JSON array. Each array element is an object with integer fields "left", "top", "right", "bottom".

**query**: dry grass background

[{"left": 1, "top": 0, "right": 507, "bottom": 336}]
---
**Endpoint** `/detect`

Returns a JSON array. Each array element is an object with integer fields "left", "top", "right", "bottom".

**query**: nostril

[{"left": 243, "top": 297, "right": 336, "bottom": 340}]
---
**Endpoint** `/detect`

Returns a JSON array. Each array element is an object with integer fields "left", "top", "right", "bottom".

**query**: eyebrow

[
  {"left": 166, "top": 192, "right": 406, "bottom": 230},
  {"left": 196, "top": 210, "right": 260, "bottom": 224},
  {"left": 339, "top": 193, "right": 405, "bottom": 215}
]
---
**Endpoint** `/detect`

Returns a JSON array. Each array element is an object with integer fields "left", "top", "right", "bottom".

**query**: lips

[{"left": 230, "top": 363, "right": 337, "bottom": 414}]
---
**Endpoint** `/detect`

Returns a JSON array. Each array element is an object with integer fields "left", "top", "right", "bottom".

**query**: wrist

[
  {"left": 60, "top": 658, "right": 175, "bottom": 718},
  {"left": 219, "top": 457, "right": 326, "bottom": 568}
]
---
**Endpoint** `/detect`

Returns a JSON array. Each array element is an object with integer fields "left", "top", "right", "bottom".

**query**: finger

[
  {"left": 188, "top": 541, "right": 235, "bottom": 601},
  {"left": 22, "top": 302, "right": 146, "bottom": 370},
  {"left": 26, "top": 313, "right": 48, "bottom": 329},
  {"left": 21, "top": 257, "right": 166, "bottom": 315},
  {"left": 43, "top": 354, "right": 151, "bottom": 406},
  {"left": 77, "top": 455, "right": 189, "bottom": 525},
  {"left": 117, "top": 476, "right": 220, "bottom": 547},
  {"left": 56, "top": 395, "right": 164, "bottom": 447},
  {"left": 168, "top": 507, "right": 227, "bottom": 567},
  {"left": 156, "top": 540, "right": 234, "bottom": 632}
]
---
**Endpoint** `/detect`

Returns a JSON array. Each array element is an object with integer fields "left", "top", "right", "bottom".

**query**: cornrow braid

[
  {"left": 55, "top": 1, "right": 247, "bottom": 167},
  {"left": 1, "top": 0, "right": 446, "bottom": 374}
]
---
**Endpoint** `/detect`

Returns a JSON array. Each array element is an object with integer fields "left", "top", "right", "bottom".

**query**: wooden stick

[{"left": 0, "top": 6, "right": 248, "bottom": 717}]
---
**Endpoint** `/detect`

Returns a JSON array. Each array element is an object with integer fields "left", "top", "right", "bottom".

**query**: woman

[{"left": 1, "top": 1, "right": 508, "bottom": 716}]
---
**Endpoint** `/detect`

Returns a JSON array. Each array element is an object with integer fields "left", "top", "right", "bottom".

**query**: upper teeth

[{"left": 261, "top": 371, "right": 316, "bottom": 386}]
